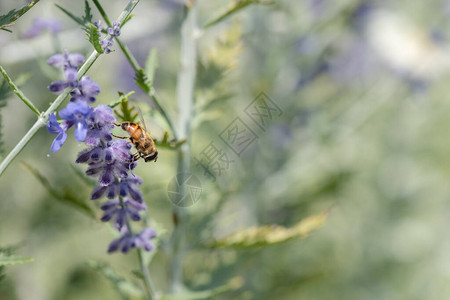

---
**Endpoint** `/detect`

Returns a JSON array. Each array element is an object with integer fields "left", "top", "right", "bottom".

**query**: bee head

[{"left": 144, "top": 151, "right": 158, "bottom": 162}]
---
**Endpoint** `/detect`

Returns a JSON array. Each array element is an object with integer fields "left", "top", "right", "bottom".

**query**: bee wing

[{"left": 136, "top": 105, "right": 149, "bottom": 134}]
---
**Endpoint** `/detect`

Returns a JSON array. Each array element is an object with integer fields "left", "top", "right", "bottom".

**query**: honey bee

[{"left": 113, "top": 119, "right": 158, "bottom": 164}]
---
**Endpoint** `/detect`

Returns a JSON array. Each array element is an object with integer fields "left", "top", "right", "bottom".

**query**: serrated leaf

[
  {"left": 55, "top": 4, "right": 85, "bottom": 27},
  {"left": 145, "top": 48, "right": 158, "bottom": 87},
  {"left": 134, "top": 69, "right": 151, "bottom": 93},
  {"left": 85, "top": 24, "right": 104, "bottom": 53},
  {"left": 0, "top": 254, "right": 34, "bottom": 266},
  {"left": 88, "top": 261, "right": 144, "bottom": 299},
  {"left": 0, "top": 0, "right": 41, "bottom": 31},
  {"left": 203, "top": 0, "right": 273, "bottom": 28},
  {"left": 22, "top": 162, "right": 96, "bottom": 219},
  {"left": 82, "top": 0, "right": 93, "bottom": 24},
  {"left": 162, "top": 277, "right": 244, "bottom": 300},
  {"left": 211, "top": 211, "right": 328, "bottom": 248},
  {"left": 113, "top": 98, "right": 138, "bottom": 123}
]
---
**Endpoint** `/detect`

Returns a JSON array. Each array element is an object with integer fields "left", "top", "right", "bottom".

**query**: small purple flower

[
  {"left": 23, "top": 17, "right": 62, "bottom": 39},
  {"left": 100, "top": 39, "right": 113, "bottom": 54},
  {"left": 77, "top": 140, "right": 132, "bottom": 186},
  {"left": 47, "top": 51, "right": 84, "bottom": 68},
  {"left": 100, "top": 198, "right": 147, "bottom": 230},
  {"left": 59, "top": 101, "right": 92, "bottom": 142},
  {"left": 46, "top": 113, "right": 68, "bottom": 153},
  {"left": 85, "top": 105, "right": 115, "bottom": 146},
  {"left": 107, "top": 22, "right": 121, "bottom": 37},
  {"left": 90, "top": 176, "right": 143, "bottom": 202},
  {"left": 48, "top": 80, "right": 69, "bottom": 94},
  {"left": 93, "top": 20, "right": 102, "bottom": 29},
  {"left": 70, "top": 76, "right": 101, "bottom": 103},
  {"left": 48, "top": 51, "right": 85, "bottom": 94},
  {"left": 102, "top": 22, "right": 121, "bottom": 54},
  {"left": 108, "top": 227, "right": 157, "bottom": 254}
]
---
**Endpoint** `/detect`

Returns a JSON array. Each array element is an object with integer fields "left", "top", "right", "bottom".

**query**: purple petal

[
  {"left": 74, "top": 121, "right": 88, "bottom": 142},
  {"left": 68, "top": 53, "right": 85, "bottom": 67},
  {"left": 47, "top": 113, "right": 63, "bottom": 134},
  {"left": 64, "top": 67, "right": 78, "bottom": 83},
  {"left": 50, "top": 132, "right": 67, "bottom": 153},
  {"left": 47, "top": 54, "right": 65, "bottom": 67},
  {"left": 91, "top": 186, "right": 107, "bottom": 200},
  {"left": 80, "top": 76, "right": 100, "bottom": 96},
  {"left": 48, "top": 80, "right": 69, "bottom": 93},
  {"left": 99, "top": 167, "right": 114, "bottom": 186}
]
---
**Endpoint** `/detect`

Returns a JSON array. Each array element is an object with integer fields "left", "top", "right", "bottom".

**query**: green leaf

[
  {"left": 153, "top": 131, "right": 186, "bottom": 150},
  {"left": 0, "top": 0, "right": 41, "bottom": 31},
  {"left": 55, "top": 4, "right": 85, "bottom": 27},
  {"left": 55, "top": 1, "right": 92, "bottom": 29},
  {"left": 145, "top": 48, "right": 158, "bottom": 87},
  {"left": 211, "top": 211, "right": 329, "bottom": 248},
  {"left": 82, "top": 0, "right": 93, "bottom": 24},
  {"left": 22, "top": 162, "right": 96, "bottom": 219},
  {"left": 162, "top": 277, "right": 244, "bottom": 300},
  {"left": 134, "top": 69, "right": 151, "bottom": 94},
  {"left": 0, "top": 78, "right": 11, "bottom": 156},
  {"left": 0, "top": 254, "right": 34, "bottom": 266},
  {"left": 85, "top": 24, "right": 104, "bottom": 53},
  {"left": 203, "top": 0, "right": 273, "bottom": 29},
  {"left": 113, "top": 97, "right": 138, "bottom": 123},
  {"left": 88, "top": 261, "right": 145, "bottom": 300},
  {"left": 108, "top": 91, "right": 136, "bottom": 109},
  {"left": 122, "top": 14, "right": 134, "bottom": 27}
]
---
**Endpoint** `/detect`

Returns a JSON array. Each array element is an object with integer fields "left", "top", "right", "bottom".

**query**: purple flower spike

[
  {"left": 108, "top": 227, "right": 156, "bottom": 254},
  {"left": 46, "top": 113, "right": 68, "bottom": 153},
  {"left": 107, "top": 22, "right": 121, "bottom": 37},
  {"left": 59, "top": 102, "right": 92, "bottom": 142}
]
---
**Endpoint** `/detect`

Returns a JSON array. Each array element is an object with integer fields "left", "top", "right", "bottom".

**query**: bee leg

[
  {"left": 128, "top": 153, "right": 140, "bottom": 177},
  {"left": 113, "top": 123, "right": 121, "bottom": 127},
  {"left": 112, "top": 133, "right": 129, "bottom": 139}
]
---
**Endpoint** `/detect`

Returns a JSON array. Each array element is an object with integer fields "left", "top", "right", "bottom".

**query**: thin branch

[
  {"left": 0, "top": 65, "right": 40, "bottom": 116},
  {"left": 168, "top": 2, "right": 198, "bottom": 293}
]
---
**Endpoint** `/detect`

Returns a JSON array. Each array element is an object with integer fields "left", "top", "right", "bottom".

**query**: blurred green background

[{"left": 2, "top": 0, "right": 450, "bottom": 299}]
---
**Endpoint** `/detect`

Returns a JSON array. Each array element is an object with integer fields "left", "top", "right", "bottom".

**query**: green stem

[
  {"left": 92, "top": 0, "right": 178, "bottom": 139},
  {"left": 118, "top": 38, "right": 179, "bottom": 139},
  {"left": 0, "top": 65, "right": 41, "bottom": 116},
  {"left": 91, "top": 0, "right": 112, "bottom": 26},
  {"left": 0, "top": 0, "right": 139, "bottom": 177},
  {"left": 168, "top": 3, "right": 198, "bottom": 293},
  {"left": 119, "top": 197, "right": 155, "bottom": 300}
]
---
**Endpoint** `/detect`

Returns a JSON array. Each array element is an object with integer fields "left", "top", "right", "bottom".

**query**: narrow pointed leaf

[
  {"left": 0, "top": 0, "right": 41, "bottom": 31},
  {"left": 55, "top": 4, "right": 85, "bottom": 27},
  {"left": 211, "top": 211, "right": 328, "bottom": 248},
  {"left": 145, "top": 48, "right": 158, "bottom": 87},
  {"left": 0, "top": 255, "right": 34, "bottom": 266},
  {"left": 203, "top": 0, "right": 273, "bottom": 29}
]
